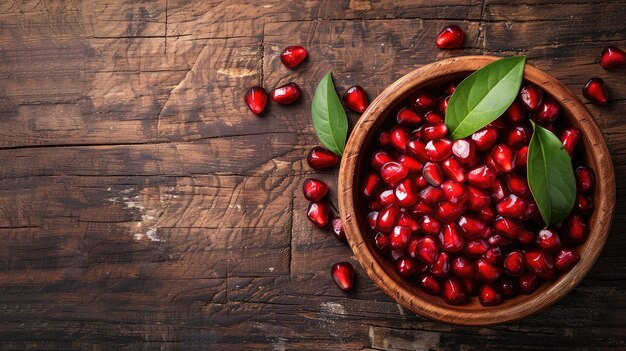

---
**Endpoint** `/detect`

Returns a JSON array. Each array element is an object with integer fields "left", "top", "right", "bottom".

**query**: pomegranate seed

[
  {"left": 490, "top": 144, "right": 516, "bottom": 172},
  {"left": 504, "top": 250, "right": 524, "bottom": 276},
  {"left": 409, "top": 236, "right": 439, "bottom": 265},
  {"left": 436, "top": 202, "right": 465, "bottom": 224},
  {"left": 413, "top": 201, "right": 434, "bottom": 217},
  {"left": 537, "top": 229, "right": 561, "bottom": 252},
  {"left": 397, "top": 107, "right": 423, "bottom": 126},
  {"left": 555, "top": 247, "right": 580, "bottom": 271},
  {"left": 451, "top": 139, "right": 475, "bottom": 164},
  {"left": 398, "top": 155, "right": 423, "bottom": 173},
  {"left": 533, "top": 99, "right": 561, "bottom": 124},
  {"left": 414, "top": 174, "right": 428, "bottom": 189},
  {"left": 435, "top": 25, "right": 465, "bottom": 49},
  {"left": 331, "top": 217, "right": 347, "bottom": 242},
  {"left": 343, "top": 85, "right": 369, "bottom": 113},
  {"left": 244, "top": 86, "right": 269, "bottom": 115},
  {"left": 467, "top": 164, "right": 497, "bottom": 189},
  {"left": 505, "top": 173, "right": 530, "bottom": 198},
  {"left": 362, "top": 172, "right": 380, "bottom": 198},
  {"left": 419, "top": 186, "right": 444, "bottom": 207},
  {"left": 451, "top": 257, "right": 475, "bottom": 279},
  {"left": 463, "top": 278, "right": 478, "bottom": 296},
  {"left": 457, "top": 215, "right": 486, "bottom": 240},
  {"left": 378, "top": 131, "right": 390, "bottom": 146},
  {"left": 494, "top": 216, "right": 522, "bottom": 239},
  {"left": 575, "top": 194, "right": 594, "bottom": 214},
  {"left": 477, "top": 259, "right": 502, "bottom": 282},
  {"left": 367, "top": 211, "right": 378, "bottom": 230},
  {"left": 307, "top": 201, "right": 330, "bottom": 228},
  {"left": 377, "top": 204, "right": 400, "bottom": 233},
  {"left": 378, "top": 189, "right": 396, "bottom": 207},
  {"left": 424, "top": 111, "right": 444, "bottom": 124},
  {"left": 418, "top": 274, "right": 441, "bottom": 295},
  {"left": 422, "top": 162, "right": 445, "bottom": 186},
  {"left": 487, "top": 117, "right": 507, "bottom": 130},
  {"left": 524, "top": 250, "right": 555, "bottom": 280},
  {"left": 506, "top": 124, "right": 532, "bottom": 148},
  {"left": 483, "top": 246, "right": 503, "bottom": 265},
  {"left": 479, "top": 284, "right": 503, "bottom": 306},
  {"left": 422, "top": 123, "right": 448, "bottom": 141},
  {"left": 466, "top": 186, "right": 491, "bottom": 210},
  {"left": 307, "top": 146, "right": 338, "bottom": 169},
  {"left": 496, "top": 194, "right": 528, "bottom": 217},
  {"left": 331, "top": 262, "right": 355, "bottom": 292},
  {"left": 430, "top": 252, "right": 451, "bottom": 277},
  {"left": 442, "top": 277, "right": 467, "bottom": 305},
  {"left": 575, "top": 166, "right": 595, "bottom": 193},
  {"left": 445, "top": 82, "right": 457, "bottom": 95},
  {"left": 425, "top": 139, "right": 453, "bottom": 162},
  {"left": 465, "top": 239, "right": 489, "bottom": 257},
  {"left": 520, "top": 84, "right": 544, "bottom": 111},
  {"left": 371, "top": 150, "right": 394, "bottom": 170},
  {"left": 280, "top": 45, "right": 308, "bottom": 68},
  {"left": 441, "top": 157, "right": 467, "bottom": 183},
  {"left": 389, "top": 125, "right": 410, "bottom": 152},
  {"left": 398, "top": 213, "right": 420, "bottom": 232},
  {"left": 599, "top": 46, "right": 626, "bottom": 69},
  {"left": 476, "top": 206, "right": 496, "bottom": 223},
  {"left": 437, "top": 96, "right": 450, "bottom": 114},
  {"left": 496, "top": 279, "right": 518, "bottom": 299},
  {"left": 489, "top": 178, "right": 510, "bottom": 202},
  {"left": 394, "top": 178, "right": 420, "bottom": 207},
  {"left": 518, "top": 273, "right": 541, "bottom": 294},
  {"left": 419, "top": 215, "right": 442, "bottom": 236},
  {"left": 504, "top": 100, "right": 527, "bottom": 123},
  {"left": 406, "top": 137, "right": 428, "bottom": 162},
  {"left": 374, "top": 232, "right": 389, "bottom": 253},
  {"left": 441, "top": 181, "right": 467, "bottom": 204},
  {"left": 517, "top": 228, "right": 535, "bottom": 245},
  {"left": 391, "top": 225, "right": 412, "bottom": 249},
  {"left": 565, "top": 215, "right": 589, "bottom": 244},
  {"left": 471, "top": 128, "right": 499, "bottom": 151},
  {"left": 410, "top": 90, "right": 436, "bottom": 111},
  {"left": 487, "top": 233, "right": 513, "bottom": 248},
  {"left": 559, "top": 128, "right": 580, "bottom": 155},
  {"left": 380, "top": 162, "right": 409, "bottom": 187},
  {"left": 582, "top": 78, "right": 609, "bottom": 105},
  {"left": 516, "top": 146, "right": 529, "bottom": 169},
  {"left": 271, "top": 82, "right": 302, "bottom": 104},
  {"left": 303, "top": 178, "right": 329, "bottom": 202},
  {"left": 440, "top": 223, "right": 465, "bottom": 253}
]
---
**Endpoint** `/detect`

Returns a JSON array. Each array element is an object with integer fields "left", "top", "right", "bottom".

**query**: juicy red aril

[
  {"left": 396, "top": 258, "right": 418, "bottom": 278},
  {"left": 397, "top": 155, "right": 422, "bottom": 173},
  {"left": 418, "top": 274, "right": 441, "bottom": 295},
  {"left": 271, "top": 82, "right": 302, "bottom": 104},
  {"left": 483, "top": 246, "right": 502, "bottom": 265},
  {"left": 422, "top": 123, "right": 448, "bottom": 141},
  {"left": 465, "top": 239, "right": 489, "bottom": 256},
  {"left": 555, "top": 248, "right": 580, "bottom": 271},
  {"left": 489, "top": 179, "right": 510, "bottom": 202},
  {"left": 504, "top": 100, "right": 527, "bottom": 123},
  {"left": 452, "top": 139, "right": 475, "bottom": 164},
  {"left": 380, "top": 162, "right": 409, "bottom": 186},
  {"left": 583, "top": 78, "right": 609, "bottom": 105},
  {"left": 308, "top": 146, "right": 338, "bottom": 169},
  {"left": 575, "top": 194, "right": 594, "bottom": 214},
  {"left": 419, "top": 215, "right": 442, "bottom": 236},
  {"left": 378, "top": 131, "right": 390, "bottom": 146},
  {"left": 467, "top": 164, "right": 497, "bottom": 189},
  {"left": 441, "top": 181, "right": 467, "bottom": 204},
  {"left": 414, "top": 175, "right": 429, "bottom": 189},
  {"left": 343, "top": 85, "right": 369, "bottom": 113},
  {"left": 307, "top": 201, "right": 330, "bottom": 228},
  {"left": 471, "top": 128, "right": 499, "bottom": 151},
  {"left": 377, "top": 204, "right": 400, "bottom": 233},
  {"left": 496, "top": 194, "right": 528, "bottom": 217},
  {"left": 476, "top": 206, "right": 496, "bottom": 223},
  {"left": 516, "top": 146, "right": 529, "bottom": 169},
  {"left": 494, "top": 216, "right": 522, "bottom": 239},
  {"left": 436, "top": 202, "right": 465, "bottom": 224},
  {"left": 442, "top": 157, "right": 467, "bottom": 183},
  {"left": 566, "top": 215, "right": 589, "bottom": 244},
  {"left": 440, "top": 223, "right": 465, "bottom": 253},
  {"left": 406, "top": 137, "right": 428, "bottom": 162},
  {"left": 442, "top": 277, "right": 467, "bottom": 305},
  {"left": 425, "top": 139, "right": 453, "bottom": 162},
  {"left": 280, "top": 45, "right": 307, "bottom": 68},
  {"left": 398, "top": 213, "right": 420, "bottom": 232},
  {"left": 425, "top": 111, "right": 444, "bottom": 124},
  {"left": 599, "top": 46, "right": 626, "bottom": 69},
  {"left": 524, "top": 250, "right": 555, "bottom": 279},
  {"left": 411, "top": 91, "right": 436, "bottom": 111},
  {"left": 487, "top": 233, "right": 513, "bottom": 248},
  {"left": 303, "top": 178, "right": 329, "bottom": 202},
  {"left": 409, "top": 236, "right": 439, "bottom": 265},
  {"left": 419, "top": 186, "right": 444, "bottom": 207},
  {"left": 331, "top": 217, "right": 347, "bottom": 242},
  {"left": 430, "top": 252, "right": 451, "bottom": 277},
  {"left": 533, "top": 99, "right": 561, "bottom": 124},
  {"left": 437, "top": 96, "right": 450, "bottom": 114},
  {"left": 378, "top": 189, "right": 396, "bottom": 207},
  {"left": 362, "top": 172, "right": 381, "bottom": 198},
  {"left": 451, "top": 257, "right": 475, "bottom": 278},
  {"left": 479, "top": 284, "right": 503, "bottom": 306},
  {"left": 477, "top": 259, "right": 502, "bottom": 282},
  {"left": 506, "top": 124, "right": 532, "bottom": 148},
  {"left": 575, "top": 166, "right": 595, "bottom": 193},
  {"left": 445, "top": 82, "right": 457, "bottom": 95},
  {"left": 397, "top": 107, "right": 423, "bottom": 126},
  {"left": 435, "top": 25, "right": 465, "bottom": 49},
  {"left": 371, "top": 150, "right": 394, "bottom": 170},
  {"left": 496, "top": 279, "right": 518, "bottom": 299},
  {"left": 518, "top": 273, "right": 540, "bottom": 294},
  {"left": 466, "top": 186, "right": 491, "bottom": 210},
  {"left": 395, "top": 178, "right": 420, "bottom": 207},
  {"left": 537, "top": 229, "right": 561, "bottom": 252},
  {"left": 490, "top": 144, "right": 516, "bottom": 172},
  {"left": 422, "top": 162, "right": 444, "bottom": 186},
  {"left": 504, "top": 250, "right": 524, "bottom": 276},
  {"left": 506, "top": 173, "right": 530, "bottom": 197},
  {"left": 391, "top": 225, "right": 411, "bottom": 249},
  {"left": 367, "top": 211, "right": 378, "bottom": 230},
  {"left": 244, "top": 86, "right": 268, "bottom": 115},
  {"left": 389, "top": 126, "right": 410, "bottom": 152},
  {"left": 413, "top": 201, "right": 434, "bottom": 217},
  {"left": 374, "top": 232, "right": 389, "bottom": 253},
  {"left": 559, "top": 128, "right": 580, "bottom": 155},
  {"left": 520, "top": 84, "right": 544, "bottom": 111},
  {"left": 331, "top": 262, "right": 355, "bottom": 292},
  {"left": 457, "top": 215, "right": 485, "bottom": 240}
]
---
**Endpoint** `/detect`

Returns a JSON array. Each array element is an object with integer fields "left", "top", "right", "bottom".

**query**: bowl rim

[{"left": 338, "top": 55, "right": 616, "bottom": 326}]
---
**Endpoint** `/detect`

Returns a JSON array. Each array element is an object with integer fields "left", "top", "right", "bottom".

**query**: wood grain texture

[{"left": 0, "top": 0, "right": 624, "bottom": 349}]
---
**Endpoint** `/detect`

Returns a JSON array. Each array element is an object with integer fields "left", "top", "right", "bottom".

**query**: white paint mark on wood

[{"left": 320, "top": 302, "right": 346, "bottom": 315}]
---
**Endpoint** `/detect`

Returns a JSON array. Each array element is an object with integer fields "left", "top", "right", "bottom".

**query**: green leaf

[
  {"left": 527, "top": 122, "right": 576, "bottom": 226},
  {"left": 445, "top": 56, "right": 526, "bottom": 139},
  {"left": 311, "top": 71, "right": 348, "bottom": 156}
]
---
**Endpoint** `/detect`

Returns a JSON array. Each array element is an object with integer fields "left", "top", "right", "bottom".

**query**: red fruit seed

[
  {"left": 583, "top": 78, "right": 609, "bottom": 105},
  {"left": 331, "top": 262, "right": 355, "bottom": 292},
  {"left": 307, "top": 146, "right": 339, "bottom": 169},
  {"left": 436, "top": 25, "right": 465, "bottom": 49},
  {"left": 599, "top": 46, "right": 626, "bottom": 69},
  {"left": 280, "top": 45, "right": 308, "bottom": 68},
  {"left": 343, "top": 85, "right": 369, "bottom": 113},
  {"left": 271, "top": 82, "right": 302, "bottom": 104},
  {"left": 307, "top": 201, "right": 330, "bottom": 228},
  {"left": 303, "top": 178, "right": 329, "bottom": 202},
  {"left": 244, "top": 86, "right": 269, "bottom": 115}
]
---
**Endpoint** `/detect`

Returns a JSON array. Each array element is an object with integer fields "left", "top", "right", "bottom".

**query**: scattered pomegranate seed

[
  {"left": 442, "top": 277, "right": 467, "bottom": 305},
  {"left": 422, "top": 162, "right": 445, "bottom": 186},
  {"left": 418, "top": 274, "right": 441, "bottom": 295},
  {"left": 280, "top": 45, "right": 308, "bottom": 68},
  {"left": 575, "top": 166, "right": 595, "bottom": 193},
  {"left": 559, "top": 128, "right": 581, "bottom": 155},
  {"left": 555, "top": 248, "right": 580, "bottom": 271},
  {"left": 397, "top": 258, "right": 419, "bottom": 278},
  {"left": 307, "top": 201, "right": 330, "bottom": 228},
  {"left": 524, "top": 250, "right": 555, "bottom": 279},
  {"left": 371, "top": 150, "right": 394, "bottom": 170},
  {"left": 445, "top": 82, "right": 457, "bottom": 95},
  {"left": 398, "top": 213, "right": 420, "bottom": 232},
  {"left": 574, "top": 194, "right": 594, "bottom": 214},
  {"left": 430, "top": 252, "right": 451, "bottom": 277},
  {"left": 377, "top": 204, "right": 400, "bottom": 233},
  {"left": 362, "top": 172, "right": 381, "bottom": 198},
  {"left": 533, "top": 99, "right": 561, "bottom": 124},
  {"left": 465, "top": 239, "right": 489, "bottom": 257},
  {"left": 307, "top": 146, "right": 338, "bottom": 169},
  {"left": 435, "top": 25, "right": 465, "bottom": 49},
  {"left": 367, "top": 211, "right": 378, "bottom": 230},
  {"left": 437, "top": 96, "right": 450, "bottom": 114},
  {"left": 599, "top": 46, "right": 626, "bottom": 69},
  {"left": 395, "top": 178, "right": 420, "bottom": 207},
  {"left": 516, "top": 146, "right": 529, "bottom": 169},
  {"left": 520, "top": 84, "right": 544, "bottom": 111},
  {"left": 504, "top": 250, "right": 524, "bottom": 276},
  {"left": 378, "top": 131, "right": 390, "bottom": 146},
  {"left": 303, "top": 178, "right": 329, "bottom": 202},
  {"left": 565, "top": 215, "right": 589, "bottom": 244},
  {"left": 451, "top": 139, "right": 475, "bottom": 164},
  {"left": 536, "top": 229, "right": 561, "bottom": 252},
  {"left": 477, "top": 259, "right": 502, "bottom": 282},
  {"left": 440, "top": 223, "right": 465, "bottom": 253},
  {"left": 467, "top": 164, "right": 497, "bottom": 189},
  {"left": 518, "top": 273, "right": 540, "bottom": 294},
  {"left": 422, "top": 123, "right": 449, "bottom": 141},
  {"left": 343, "top": 86, "right": 369, "bottom": 113},
  {"left": 436, "top": 201, "right": 465, "bottom": 223},
  {"left": 424, "top": 111, "right": 444, "bottom": 124},
  {"left": 582, "top": 78, "right": 609, "bottom": 105},
  {"left": 390, "top": 225, "right": 412, "bottom": 249},
  {"left": 331, "top": 217, "right": 347, "bottom": 242},
  {"left": 389, "top": 126, "right": 410, "bottom": 152},
  {"left": 380, "top": 161, "right": 409, "bottom": 186},
  {"left": 504, "top": 100, "right": 527, "bottom": 123},
  {"left": 398, "top": 155, "right": 423, "bottom": 173},
  {"left": 410, "top": 90, "right": 436, "bottom": 111},
  {"left": 506, "top": 124, "right": 532, "bottom": 148},
  {"left": 396, "top": 107, "right": 423, "bottom": 126},
  {"left": 451, "top": 257, "right": 475, "bottom": 278},
  {"left": 457, "top": 215, "right": 486, "bottom": 240},
  {"left": 493, "top": 216, "right": 522, "bottom": 239},
  {"left": 483, "top": 246, "right": 503, "bottom": 265},
  {"left": 331, "top": 262, "right": 355, "bottom": 292},
  {"left": 419, "top": 186, "right": 444, "bottom": 207},
  {"left": 441, "top": 157, "right": 467, "bottom": 183},
  {"left": 479, "top": 284, "right": 503, "bottom": 306},
  {"left": 424, "top": 139, "right": 453, "bottom": 162},
  {"left": 244, "top": 86, "right": 268, "bottom": 115},
  {"left": 496, "top": 279, "right": 518, "bottom": 299},
  {"left": 471, "top": 128, "right": 499, "bottom": 152},
  {"left": 374, "top": 232, "right": 389, "bottom": 253},
  {"left": 506, "top": 173, "right": 530, "bottom": 197},
  {"left": 490, "top": 144, "right": 516, "bottom": 173},
  {"left": 496, "top": 194, "right": 528, "bottom": 217},
  {"left": 271, "top": 82, "right": 302, "bottom": 104}
]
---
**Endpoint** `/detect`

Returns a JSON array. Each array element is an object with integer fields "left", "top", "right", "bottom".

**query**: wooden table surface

[{"left": 0, "top": 1, "right": 625, "bottom": 350}]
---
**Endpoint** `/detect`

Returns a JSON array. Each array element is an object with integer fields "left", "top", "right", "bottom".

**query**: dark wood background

[{"left": 0, "top": 0, "right": 624, "bottom": 350}]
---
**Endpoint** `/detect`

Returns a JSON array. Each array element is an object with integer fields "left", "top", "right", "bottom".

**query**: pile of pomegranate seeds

[{"left": 361, "top": 80, "right": 595, "bottom": 306}]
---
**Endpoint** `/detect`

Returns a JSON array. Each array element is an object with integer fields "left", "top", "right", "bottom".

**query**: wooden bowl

[{"left": 338, "top": 56, "right": 616, "bottom": 325}]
